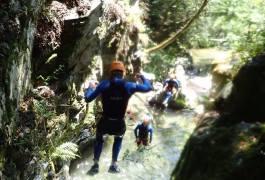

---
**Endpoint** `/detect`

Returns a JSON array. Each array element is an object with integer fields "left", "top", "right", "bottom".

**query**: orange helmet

[{"left": 109, "top": 60, "right": 125, "bottom": 73}]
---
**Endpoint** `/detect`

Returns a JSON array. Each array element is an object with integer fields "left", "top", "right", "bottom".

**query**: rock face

[
  {"left": 0, "top": 0, "right": 42, "bottom": 159},
  {"left": 65, "top": 0, "right": 143, "bottom": 93},
  {"left": 171, "top": 53, "right": 265, "bottom": 180},
  {"left": 218, "top": 53, "right": 265, "bottom": 122},
  {"left": 1, "top": 0, "right": 145, "bottom": 178}
]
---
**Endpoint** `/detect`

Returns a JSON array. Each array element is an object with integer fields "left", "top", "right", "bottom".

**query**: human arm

[
  {"left": 85, "top": 80, "right": 109, "bottom": 102},
  {"left": 135, "top": 73, "right": 152, "bottom": 92},
  {"left": 149, "top": 126, "right": 153, "bottom": 144},
  {"left": 134, "top": 124, "right": 140, "bottom": 138},
  {"left": 126, "top": 74, "right": 152, "bottom": 95},
  {"left": 163, "top": 79, "right": 169, "bottom": 87},
  {"left": 162, "top": 79, "right": 169, "bottom": 92},
  {"left": 173, "top": 79, "right": 180, "bottom": 89},
  {"left": 134, "top": 124, "right": 141, "bottom": 142}
]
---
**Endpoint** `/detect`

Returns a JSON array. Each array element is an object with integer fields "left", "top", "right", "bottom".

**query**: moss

[
  {"left": 172, "top": 118, "right": 265, "bottom": 180},
  {"left": 226, "top": 125, "right": 265, "bottom": 179},
  {"left": 2, "top": 99, "right": 16, "bottom": 123},
  {"left": 53, "top": 122, "right": 90, "bottom": 147},
  {"left": 0, "top": 146, "right": 6, "bottom": 168},
  {"left": 168, "top": 93, "right": 186, "bottom": 109}
]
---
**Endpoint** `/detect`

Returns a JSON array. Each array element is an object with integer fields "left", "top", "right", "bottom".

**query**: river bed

[{"left": 69, "top": 92, "right": 198, "bottom": 180}]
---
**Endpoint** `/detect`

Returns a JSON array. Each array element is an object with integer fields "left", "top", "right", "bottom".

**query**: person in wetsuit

[
  {"left": 85, "top": 60, "right": 152, "bottom": 175},
  {"left": 134, "top": 113, "right": 153, "bottom": 146},
  {"left": 162, "top": 73, "right": 180, "bottom": 107}
]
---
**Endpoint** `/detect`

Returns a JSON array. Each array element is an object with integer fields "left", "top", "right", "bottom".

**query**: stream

[
  {"left": 69, "top": 69, "right": 212, "bottom": 179},
  {"left": 69, "top": 92, "right": 199, "bottom": 180}
]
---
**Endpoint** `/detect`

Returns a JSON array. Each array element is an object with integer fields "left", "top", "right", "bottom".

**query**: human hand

[
  {"left": 134, "top": 73, "right": 143, "bottom": 79},
  {"left": 89, "top": 81, "right": 98, "bottom": 90},
  {"left": 136, "top": 138, "right": 140, "bottom": 142}
]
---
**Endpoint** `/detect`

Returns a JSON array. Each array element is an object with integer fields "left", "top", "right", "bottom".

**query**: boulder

[
  {"left": 218, "top": 53, "right": 265, "bottom": 122},
  {"left": 171, "top": 52, "right": 265, "bottom": 180}
]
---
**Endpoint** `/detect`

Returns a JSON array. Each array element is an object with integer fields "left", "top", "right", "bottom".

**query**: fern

[{"left": 51, "top": 142, "right": 80, "bottom": 162}]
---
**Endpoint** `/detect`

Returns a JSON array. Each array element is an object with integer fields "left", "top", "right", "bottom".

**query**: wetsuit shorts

[
  {"left": 96, "top": 116, "right": 126, "bottom": 136},
  {"left": 137, "top": 137, "right": 148, "bottom": 146}
]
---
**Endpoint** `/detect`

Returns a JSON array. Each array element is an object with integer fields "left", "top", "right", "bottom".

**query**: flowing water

[
  {"left": 69, "top": 94, "right": 197, "bottom": 180},
  {"left": 68, "top": 48, "right": 230, "bottom": 179},
  {"left": 69, "top": 76, "right": 210, "bottom": 180}
]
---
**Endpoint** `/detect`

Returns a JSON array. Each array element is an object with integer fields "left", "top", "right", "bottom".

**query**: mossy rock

[
  {"left": 168, "top": 93, "right": 186, "bottom": 109},
  {"left": 148, "top": 92, "right": 186, "bottom": 109},
  {"left": 172, "top": 115, "right": 265, "bottom": 180}
]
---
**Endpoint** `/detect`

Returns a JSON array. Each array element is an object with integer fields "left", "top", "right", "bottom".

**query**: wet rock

[
  {"left": 172, "top": 52, "right": 265, "bottom": 180},
  {"left": 47, "top": 170, "right": 55, "bottom": 179},
  {"left": 214, "top": 81, "right": 233, "bottom": 111},
  {"left": 148, "top": 91, "right": 186, "bottom": 110},
  {"left": 74, "top": 128, "right": 95, "bottom": 152},
  {"left": 210, "top": 54, "right": 240, "bottom": 98},
  {"left": 172, "top": 113, "right": 265, "bottom": 180},
  {"left": 56, "top": 161, "right": 70, "bottom": 180},
  {"left": 11, "top": 148, "right": 32, "bottom": 169},
  {"left": 152, "top": 81, "right": 163, "bottom": 91},
  {"left": 36, "top": 86, "right": 55, "bottom": 98},
  {"left": 22, "top": 157, "right": 43, "bottom": 180}
]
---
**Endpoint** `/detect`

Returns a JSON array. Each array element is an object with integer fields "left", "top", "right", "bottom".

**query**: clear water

[
  {"left": 69, "top": 94, "right": 197, "bottom": 180},
  {"left": 70, "top": 68, "right": 212, "bottom": 179}
]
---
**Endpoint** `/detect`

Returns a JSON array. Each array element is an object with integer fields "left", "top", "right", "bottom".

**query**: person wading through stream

[
  {"left": 85, "top": 60, "right": 152, "bottom": 175},
  {"left": 134, "top": 113, "right": 153, "bottom": 146},
  {"left": 162, "top": 73, "right": 180, "bottom": 107}
]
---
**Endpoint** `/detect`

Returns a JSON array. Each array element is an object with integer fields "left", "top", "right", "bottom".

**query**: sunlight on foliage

[
  {"left": 143, "top": 45, "right": 181, "bottom": 81},
  {"left": 51, "top": 142, "right": 80, "bottom": 162},
  {"left": 186, "top": 0, "right": 265, "bottom": 61},
  {"left": 145, "top": 0, "right": 265, "bottom": 73}
]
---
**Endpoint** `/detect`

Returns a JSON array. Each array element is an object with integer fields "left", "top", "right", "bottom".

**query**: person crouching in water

[
  {"left": 134, "top": 113, "right": 153, "bottom": 146},
  {"left": 162, "top": 73, "right": 180, "bottom": 107},
  {"left": 85, "top": 60, "right": 152, "bottom": 175}
]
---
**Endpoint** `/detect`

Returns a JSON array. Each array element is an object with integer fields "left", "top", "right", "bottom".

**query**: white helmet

[{"left": 141, "top": 113, "right": 153, "bottom": 123}]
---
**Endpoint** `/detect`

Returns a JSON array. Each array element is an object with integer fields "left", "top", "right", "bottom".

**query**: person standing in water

[
  {"left": 85, "top": 60, "right": 152, "bottom": 175},
  {"left": 134, "top": 113, "right": 153, "bottom": 146}
]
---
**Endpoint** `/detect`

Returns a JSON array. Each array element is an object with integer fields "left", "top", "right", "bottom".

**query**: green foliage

[
  {"left": 186, "top": 0, "right": 265, "bottom": 59},
  {"left": 201, "top": 96, "right": 215, "bottom": 110},
  {"left": 34, "top": 100, "right": 56, "bottom": 120},
  {"left": 175, "top": 97, "right": 186, "bottom": 108},
  {"left": 51, "top": 142, "right": 80, "bottom": 162},
  {"left": 143, "top": 43, "right": 182, "bottom": 81},
  {"left": 0, "top": 150, "right": 4, "bottom": 169},
  {"left": 144, "top": 0, "right": 200, "bottom": 42},
  {"left": 169, "top": 93, "right": 186, "bottom": 109},
  {"left": 37, "top": 64, "right": 64, "bottom": 85},
  {"left": 144, "top": 0, "right": 265, "bottom": 76},
  {"left": 122, "top": 149, "right": 130, "bottom": 160}
]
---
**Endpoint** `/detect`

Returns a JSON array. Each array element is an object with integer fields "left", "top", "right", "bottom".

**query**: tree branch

[{"left": 144, "top": 0, "right": 209, "bottom": 54}]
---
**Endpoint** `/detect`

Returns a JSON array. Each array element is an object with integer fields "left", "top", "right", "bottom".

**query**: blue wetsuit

[
  {"left": 134, "top": 123, "right": 153, "bottom": 145},
  {"left": 162, "top": 78, "right": 180, "bottom": 104},
  {"left": 85, "top": 75, "right": 152, "bottom": 162}
]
